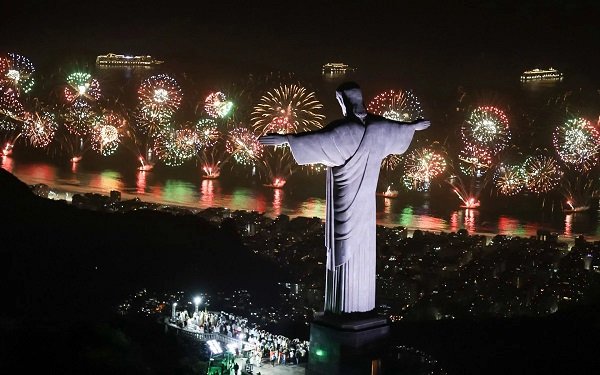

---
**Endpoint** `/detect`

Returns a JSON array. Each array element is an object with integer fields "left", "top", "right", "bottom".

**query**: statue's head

[{"left": 336, "top": 81, "right": 367, "bottom": 122}]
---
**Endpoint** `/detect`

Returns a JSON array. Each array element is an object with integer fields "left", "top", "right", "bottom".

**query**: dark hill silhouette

[
  {"left": 0, "top": 167, "right": 34, "bottom": 199},
  {"left": 1, "top": 167, "right": 294, "bottom": 374},
  {"left": 0, "top": 167, "right": 289, "bottom": 322}
]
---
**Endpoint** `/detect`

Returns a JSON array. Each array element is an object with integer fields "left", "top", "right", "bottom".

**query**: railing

[{"left": 168, "top": 323, "right": 256, "bottom": 351}]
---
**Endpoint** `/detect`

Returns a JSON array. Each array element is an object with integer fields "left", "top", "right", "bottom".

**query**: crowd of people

[{"left": 173, "top": 309, "right": 309, "bottom": 368}]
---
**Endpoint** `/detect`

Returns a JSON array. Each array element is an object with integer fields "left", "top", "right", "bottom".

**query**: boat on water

[
  {"left": 564, "top": 200, "right": 590, "bottom": 213},
  {"left": 563, "top": 206, "right": 590, "bottom": 214},
  {"left": 520, "top": 68, "right": 563, "bottom": 82},
  {"left": 321, "top": 62, "right": 356, "bottom": 79},
  {"left": 137, "top": 163, "right": 154, "bottom": 172},
  {"left": 377, "top": 187, "right": 399, "bottom": 198},
  {"left": 96, "top": 53, "right": 164, "bottom": 66},
  {"left": 201, "top": 166, "right": 220, "bottom": 179},
  {"left": 263, "top": 178, "right": 286, "bottom": 189},
  {"left": 460, "top": 198, "right": 481, "bottom": 209}
]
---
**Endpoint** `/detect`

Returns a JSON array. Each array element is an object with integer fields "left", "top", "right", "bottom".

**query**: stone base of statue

[{"left": 306, "top": 312, "right": 390, "bottom": 375}]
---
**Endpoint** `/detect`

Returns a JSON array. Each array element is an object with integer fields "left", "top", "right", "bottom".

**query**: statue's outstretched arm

[
  {"left": 381, "top": 118, "right": 430, "bottom": 156},
  {"left": 387, "top": 118, "right": 431, "bottom": 131},
  {"left": 258, "top": 134, "right": 289, "bottom": 146},
  {"left": 411, "top": 119, "right": 431, "bottom": 131}
]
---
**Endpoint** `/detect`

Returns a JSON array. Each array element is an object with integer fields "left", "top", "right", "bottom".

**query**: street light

[
  {"left": 172, "top": 302, "right": 178, "bottom": 321},
  {"left": 193, "top": 296, "right": 201, "bottom": 314}
]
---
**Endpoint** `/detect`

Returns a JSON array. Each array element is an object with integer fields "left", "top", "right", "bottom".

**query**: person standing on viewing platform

[{"left": 256, "top": 351, "right": 262, "bottom": 367}]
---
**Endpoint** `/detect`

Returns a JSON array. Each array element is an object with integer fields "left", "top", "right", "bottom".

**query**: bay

[{"left": 4, "top": 157, "right": 600, "bottom": 244}]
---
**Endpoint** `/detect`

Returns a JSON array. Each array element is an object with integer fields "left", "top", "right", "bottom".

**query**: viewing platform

[{"left": 165, "top": 322, "right": 307, "bottom": 374}]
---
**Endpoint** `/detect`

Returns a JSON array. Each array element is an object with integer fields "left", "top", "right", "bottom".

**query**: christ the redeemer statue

[{"left": 259, "top": 82, "right": 429, "bottom": 314}]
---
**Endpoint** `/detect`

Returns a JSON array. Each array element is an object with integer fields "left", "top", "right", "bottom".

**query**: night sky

[
  {"left": 3, "top": 4, "right": 600, "bottom": 373},
  {"left": 3, "top": 0, "right": 599, "bottom": 80}
]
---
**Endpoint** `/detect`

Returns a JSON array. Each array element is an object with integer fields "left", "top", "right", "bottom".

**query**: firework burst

[
  {"left": 367, "top": 89, "right": 424, "bottom": 121},
  {"left": 21, "top": 111, "right": 58, "bottom": 148},
  {"left": 64, "top": 72, "right": 101, "bottom": 103},
  {"left": 0, "top": 57, "right": 7, "bottom": 75},
  {"left": 63, "top": 99, "right": 95, "bottom": 136},
  {"left": 135, "top": 110, "right": 172, "bottom": 138},
  {"left": 560, "top": 172, "right": 600, "bottom": 211},
  {"left": 458, "top": 146, "right": 493, "bottom": 176},
  {"left": 494, "top": 163, "right": 526, "bottom": 196},
  {"left": 0, "top": 85, "right": 25, "bottom": 130},
  {"left": 523, "top": 155, "right": 562, "bottom": 194},
  {"left": 448, "top": 173, "right": 485, "bottom": 209},
  {"left": 91, "top": 111, "right": 126, "bottom": 156},
  {"left": 226, "top": 126, "right": 263, "bottom": 165},
  {"left": 251, "top": 84, "right": 325, "bottom": 135},
  {"left": 258, "top": 146, "right": 297, "bottom": 187},
  {"left": 204, "top": 91, "right": 234, "bottom": 119},
  {"left": 461, "top": 106, "right": 510, "bottom": 155},
  {"left": 195, "top": 118, "right": 220, "bottom": 148},
  {"left": 381, "top": 154, "right": 403, "bottom": 171},
  {"left": 302, "top": 163, "right": 325, "bottom": 175},
  {"left": 198, "top": 143, "right": 228, "bottom": 179},
  {"left": 553, "top": 117, "right": 600, "bottom": 169},
  {"left": 153, "top": 126, "right": 198, "bottom": 166},
  {"left": 0, "top": 53, "right": 35, "bottom": 94},
  {"left": 137, "top": 74, "right": 182, "bottom": 135},
  {"left": 402, "top": 147, "right": 447, "bottom": 191},
  {"left": 195, "top": 118, "right": 228, "bottom": 178}
]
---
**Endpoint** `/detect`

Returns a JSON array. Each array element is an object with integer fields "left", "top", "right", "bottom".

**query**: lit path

[
  {"left": 167, "top": 323, "right": 307, "bottom": 374},
  {"left": 232, "top": 357, "right": 307, "bottom": 375}
]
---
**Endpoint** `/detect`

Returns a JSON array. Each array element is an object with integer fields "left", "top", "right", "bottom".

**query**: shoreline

[{"left": 25, "top": 177, "right": 586, "bottom": 249}]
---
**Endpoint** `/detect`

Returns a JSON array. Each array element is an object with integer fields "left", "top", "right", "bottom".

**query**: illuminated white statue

[{"left": 259, "top": 82, "right": 429, "bottom": 313}]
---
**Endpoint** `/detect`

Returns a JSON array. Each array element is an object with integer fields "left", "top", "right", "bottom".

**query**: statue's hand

[
  {"left": 413, "top": 119, "right": 431, "bottom": 131},
  {"left": 258, "top": 134, "right": 288, "bottom": 146}
]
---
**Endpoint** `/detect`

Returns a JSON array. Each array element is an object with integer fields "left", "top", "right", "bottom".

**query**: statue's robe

[{"left": 288, "top": 115, "right": 417, "bottom": 313}]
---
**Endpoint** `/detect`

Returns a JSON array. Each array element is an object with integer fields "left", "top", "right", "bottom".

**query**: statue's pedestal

[{"left": 307, "top": 312, "right": 390, "bottom": 375}]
